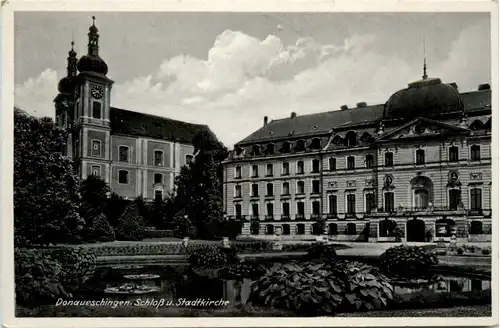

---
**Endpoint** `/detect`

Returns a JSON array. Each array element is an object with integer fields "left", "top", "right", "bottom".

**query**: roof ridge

[{"left": 110, "top": 106, "right": 208, "bottom": 128}]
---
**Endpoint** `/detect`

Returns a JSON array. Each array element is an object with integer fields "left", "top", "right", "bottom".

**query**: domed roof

[
  {"left": 77, "top": 55, "right": 108, "bottom": 75},
  {"left": 385, "top": 77, "right": 464, "bottom": 119},
  {"left": 57, "top": 76, "right": 76, "bottom": 94}
]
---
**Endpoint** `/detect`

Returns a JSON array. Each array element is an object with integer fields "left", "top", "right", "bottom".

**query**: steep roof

[
  {"left": 236, "top": 89, "right": 491, "bottom": 145},
  {"left": 110, "top": 107, "right": 211, "bottom": 144}
]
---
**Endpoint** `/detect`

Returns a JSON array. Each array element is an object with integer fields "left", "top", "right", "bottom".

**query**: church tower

[{"left": 71, "top": 16, "right": 114, "bottom": 181}]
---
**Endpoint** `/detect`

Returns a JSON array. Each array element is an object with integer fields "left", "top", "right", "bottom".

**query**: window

[
  {"left": 328, "top": 223, "right": 338, "bottom": 235},
  {"left": 296, "top": 224, "right": 305, "bottom": 235},
  {"left": 282, "top": 142, "right": 291, "bottom": 153},
  {"left": 252, "top": 165, "right": 259, "bottom": 177},
  {"left": 471, "top": 145, "right": 481, "bottom": 161},
  {"left": 384, "top": 192, "right": 395, "bottom": 212},
  {"left": 312, "top": 200, "right": 320, "bottom": 215},
  {"left": 449, "top": 146, "right": 459, "bottom": 162},
  {"left": 365, "top": 154, "right": 374, "bottom": 169},
  {"left": 282, "top": 203, "right": 290, "bottom": 218},
  {"left": 185, "top": 154, "right": 193, "bottom": 164},
  {"left": 266, "top": 164, "right": 273, "bottom": 176},
  {"left": 118, "top": 170, "right": 129, "bottom": 184},
  {"left": 297, "top": 181, "right": 305, "bottom": 194},
  {"left": 295, "top": 140, "right": 306, "bottom": 152},
  {"left": 251, "top": 184, "right": 259, "bottom": 197},
  {"left": 251, "top": 220, "right": 259, "bottom": 234},
  {"left": 282, "top": 182, "right": 290, "bottom": 195},
  {"left": 282, "top": 162, "right": 290, "bottom": 175},
  {"left": 282, "top": 224, "right": 290, "bottom": 235},
  {"left": 328, "top": 195, "right": 337, "bottom": 214},
  {"left": 118, "top": 146, "right": 129, "bottom": 162},
  {"left": 266, "top": 183, "right": 274, "bottom": 196},
  {"left": 449, "top": 189, "right": 461, "bottom": 210},
  {"left": 91, "top": 165, "right": 101, "bottom": 177},
  {"left": 365, "top": 193, "right": 376, "bottom": 213},
  {"left": 347, "top": 156, "right": 355, "bottom": 170},
  {"left": 470, "top": 188, "right": 482, "bottom": 211},
  {"left": 297, "top": 202, "right": 305, "bottom": 218},
  {"left": 297, "top": 161, "right": 304, "bottom": 174},
  {"left": 154, "top": 150, "right": 163, "bottom": 166},
  {"left": 416, "top": 149, "right": 425, "bottom": 165},
  {"left": 266, "top": 143, "right": 275, "bottom": 155},
  {"left": 252, "top": 145, "right": 261, "bottom": 156},
  {"left": 346, "top": 131, "right": 357, "bottom": 147},
  {"left": 312, "top": 180, "right": 320, "bottom": 194},
  {"left": 385, "top": 152, "right": 393, "bottom": 167},
  {"left": 469, "top": 221, "right": 483, "bottom": 235},
  {"left": 235, "top": 204, "right": 242, "bottom": 219},
  {"left": 329, "top": 158, "right": 336, "bottom": 171},
  {"left": 235, "top": 185, "right": 242, "bottom": 198},
  {"left": 92, "top": 101, "right": 101, "bottom": 119},
  {"left": 266, "top": 203, "right": 274, "bottom": 218},
  {"left": 347, "top": 194, "right": 356, "bottom": 215},
  {"left": 154, "top": 190, "right": 163, "bottom": 201},
  {"left": 312, "top": 223, "right": 323, "bottom": 235},
  {"left": 266, "top": 224, "right": 274, "bottom": 235},
  {"left": 415, "top": 190, "right": 429, "bottom": 209},
  {"left": 235, "top": 166, "right": 242, "bottom": 179},
  {"left": 251, "top": 203, "right": 259, "bottom": 218},
  {"left": 346, "top": 223, "right": 357, "bottom": 235},
  {"left": 312, "top": 159, "right": 320, "bottom": 173},
  {"left": 310, "top": 138, "right": 321, "bottom": 149},
  {"left": 91, "top": 140, "right": 101, "bottom": 156},
  {"left": 154, "top": 173, "right": 163, "bottom": 184}
]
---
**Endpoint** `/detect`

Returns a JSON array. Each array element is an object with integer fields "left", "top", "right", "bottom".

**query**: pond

[{"left": 75, "top": 263, "right": 491, "bottom": 309}]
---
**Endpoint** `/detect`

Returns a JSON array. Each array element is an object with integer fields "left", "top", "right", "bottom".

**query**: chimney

[
  {"left": 478, "top": 83, "right": 490, "bottom": 91},
  {"left": 264, "top": 116, "right": 268, "bottom": 126},
  {"left": 340, "top": 105, "right": 349, "bottom": 111},
  {"left": 356, "top": 102, "right": 367, "bottom": 108},
  {"left": 291, "top": 112, "right": 297, "bottom": 118},
  {"left": 448, "top": 82, "right": 458, "bottom": 90}
]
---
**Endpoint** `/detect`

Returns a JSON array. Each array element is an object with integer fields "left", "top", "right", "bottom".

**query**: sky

[{"left": 14, "top": 12, "right": 491, "bottom": 147}]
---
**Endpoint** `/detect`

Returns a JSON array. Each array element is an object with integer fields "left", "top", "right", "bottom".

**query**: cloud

[{"left": 15, "top": 23, "right": 490, "bottom": 148}]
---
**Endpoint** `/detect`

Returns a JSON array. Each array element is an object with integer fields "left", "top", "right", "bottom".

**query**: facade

[
  {"left": 223, "top": 68, "right": 492, "bottom": 243},
  {"left": 53, "top": 18, "right": 210, "bottom": 200}
]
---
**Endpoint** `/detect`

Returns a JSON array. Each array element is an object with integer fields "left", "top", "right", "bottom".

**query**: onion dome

[
  {"left": 77, "top": 55, "right": 108, "bottom": 75},
  {"left": 57, "top": 41, "right": 78, "bottom": 94}
]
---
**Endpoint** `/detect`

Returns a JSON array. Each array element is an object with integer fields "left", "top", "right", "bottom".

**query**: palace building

[
  {"left": 54, "top": 17, "right": 210, "bottom": 200},
  {"left": 223, "top": 64, "right": 492, "bottom": 243}
]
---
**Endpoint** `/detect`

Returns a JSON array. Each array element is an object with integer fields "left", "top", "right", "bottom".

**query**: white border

[{"left": 1, "top": 1, "right": 498, "bottom": 327}]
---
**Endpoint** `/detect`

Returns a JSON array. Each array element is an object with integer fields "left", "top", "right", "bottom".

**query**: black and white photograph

[{"left": 1, "top": 1, "right": 498, "bottom": 326}]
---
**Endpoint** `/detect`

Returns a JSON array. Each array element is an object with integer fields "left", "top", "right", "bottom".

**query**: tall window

[
  {"left": 347, "top": 194, "right": 356, "bottom": 215},
  {"left": 235, "top": 204, "right": 242, "bottom": 219},
  {"left": 297, "top": 161, "right": 304, "bottom": 174},
  {"left": 347, "top": 156, "right": 355, "bottom": 170},
  {"left": 470, "top": 188, "right": 482, "bottom": 211},
  {"left": 312, "top": 180, "right": 320, "bottom": 194},
  {"left": 252, "top": 145, "right": 260, "bottom": 156},
  {"left": 235, "top": 185, "right": 242, "bottom": 198},
  {"left": 266, "top": 203, "right": 274, "bottom": 218},
  {"left": 297, "top": 202, "right": 305, "bottom": 217},
  {"left": 329, "top": 158, "right": 336, "bottom": 171},
  {"left": 296, "top": 224, "right": 305, "bottom": 235},
  {"left": 282, "top": 224, "right": 290, "bottom": 235},
  {"left": 154, "top": 173, "right": 163, "bottom": 184},
  {"left": 471, "top": 145, "right": 481, "bottom": 161},
  {"left": 92, "top": 101, "right": 101, "bottom": 119},
  {"left": 154, "top": 190, "right": 163, "bottom": 201},
  {"left": 328, "top": 195, "right": 337, "bottom": 214},
  {"left": 297, "top": 181, "right": 305, "bottom": 194},
  {"left": 235, "top": 166, "right": 242, "bottom": 179},
  {"left": 312, "top": 159, "right": 320, "bottom": 173},
  {"left": 449, "top": 146, "right": 459, "bottom": 162},
  {"left": 266, "top": 164, "right": 273, "bottom": 176},
  {"left": 346, "top": 223, "right": 357, "bottom": 235},
  {"left": 282, "top": 182, "right": 290, "bottom": 195},
  {"left": 282, "top": 162, "right": 290, "bottom": 175},
  {"left": 251, "top": 203, "right": 259, "bottom": 218},
  {"left": 91, "top": 165, "right": 101, "bottom": 177},
  {"left": 312, "top": 201, "right": 320, "bottom": 215},
  {"left": 415, "top": 190, "right": 429, "bottom": 209},
  {"left": 365, "top": 193, "right": 376, "bottom": 213},
  {"left": 118, "top": 146, "right": 129, "bottom": 162},
  {"left": 282, "top": 203, "right": 290, "bottom": 218},
  {"left": 384, "top": 192, "right": 395, "bottom": 212},
  {"left": 449, "top": 189, "right": 461, "bottom": 210},
  {"left": 266, "top": 224, "right": 274, "bottom": 235},
  {"left": 416, "top": 149, "right": 425, "bottom": 165},
  {"left": 252, "top": 165, "right": 259, "bottom": 177},
  {"left": 385, "top": 152, "right": 393, "bottom": 167},
  {"left": 266, "top": 143, "right": 275, "bottom": 155},
  {"left": 154, "top": 150, "right": 163, "bottom": 166},
  {"left": 266, "top": 183, "right": 274, "bottom": 196},
  {"left": 365, "top": 154, "right": 374, "bottom": 169},
  {"left": 91, "top": 140, "right": 101, "bottom": 156},
  {"left": 346, "top": 131, "right": 357, "bottom": 147},
  {"left": 328, "top": 223, "right": 338, "bottom": 235},
  {"left": 251, "top": 184, "right": 259, "bottom": 197},
  {"left": 118, "top": 170, "right": 129, "bottom": 184}
]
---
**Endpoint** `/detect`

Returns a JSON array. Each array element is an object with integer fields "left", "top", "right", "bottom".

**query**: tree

[
  {"left": 87, "top": 213, "right": 115, "bottom": 242},
  {"left": 115, "top": 204, "right": 146, "bottom": 241},
  {"left": 80, "top": 175, "right": 110, "bottom": 222},
  {"left": 104, "top": 192, "right": 130, "bottom": 227},
  {"left": 14, "top": 109, "right": 84, "bottom": 246}
]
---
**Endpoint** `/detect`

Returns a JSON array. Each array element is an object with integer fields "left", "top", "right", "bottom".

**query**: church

[
  {"left": 54, "top": 17, "right": 211, "bottom": 200},
  {"left": 223, "top": 59, "right": 492, "bottom": 243}
]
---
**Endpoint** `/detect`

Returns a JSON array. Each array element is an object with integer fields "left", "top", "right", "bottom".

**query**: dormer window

[
  {"left": 295, "top": 140, "right": 306, "bottom": 152},
  {"left": 310, "top": 138, "right": 321, "bottom": 149},
  {"left": 252, "top": 145, "right": 261, "bottom": 156},
  {"left": 266, "top": 143, "right": 275, "bottom": 155},
  {"left": 345, "top": 131, "right": 357, "bottom": 147},
  {"left": 235, "top": 146, "right": 244, "bottom": 156},
  {"left": 281, "top": 141, "right": 291, "bottom": 153}
]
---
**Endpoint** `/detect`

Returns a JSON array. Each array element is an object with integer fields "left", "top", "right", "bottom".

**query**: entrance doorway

[{"left": 406, "top": 219, "right": 426, "bottom": 242}]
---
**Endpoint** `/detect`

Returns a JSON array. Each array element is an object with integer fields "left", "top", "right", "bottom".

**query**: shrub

[
  {"left": 186, "top": 244, "right": 227, "bottom": 269},
  {"left": 248, "top": 261, "right": 394, "bottom": 315},
  {"left": 115, "top": 205, "right": 146, "bottom": 241},
  {"left": 456, "top": 248, "right": 464, "bottom": 255},
  {"left": 481, "top": 248, "right": 490, "bottom": 255},
  {"left": 379, "top": 245, "right": 438, "bottom": 279},
  {"left": 307, "top": 243, "right": 337, "bottom": 262},
  {"left": 142, "top": 229, "right": 174, "bottom": 239},
  {"left": 231, "top": 241, "right": 274, "bottom": 253},
  {"left": 219, "top": 246, "right": 239, "bottom": 265},
  {"left": 87, "top": 214, "right": 115, "bottom": 242},
  {"left": 51, "top": 247, "right": 97, "bottom": 292},
  {"left": 219, "top": 263, "right": 267, "bottom": 280},
  {"left": 15, "top": 248, "right": 70, "bottom": 307}
]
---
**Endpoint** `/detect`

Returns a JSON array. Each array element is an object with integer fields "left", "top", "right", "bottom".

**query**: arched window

[
  {"left": 295, "top": 140, "right": 306, "bottom": 151},
  {"left": 281, "top": 142, "right": 291, "bottom": 153},
  {"left": 345, "top": 131, "right": 357, "bottom": 147},
  {"left": 328, "top": 223, "right": 338, "bottom": 235},
  {"left": 415, "top": 189, "right": 429, "bottom": 209},
  {"left": 310, "top": 138, "right": 321, "bottom": 149}
]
